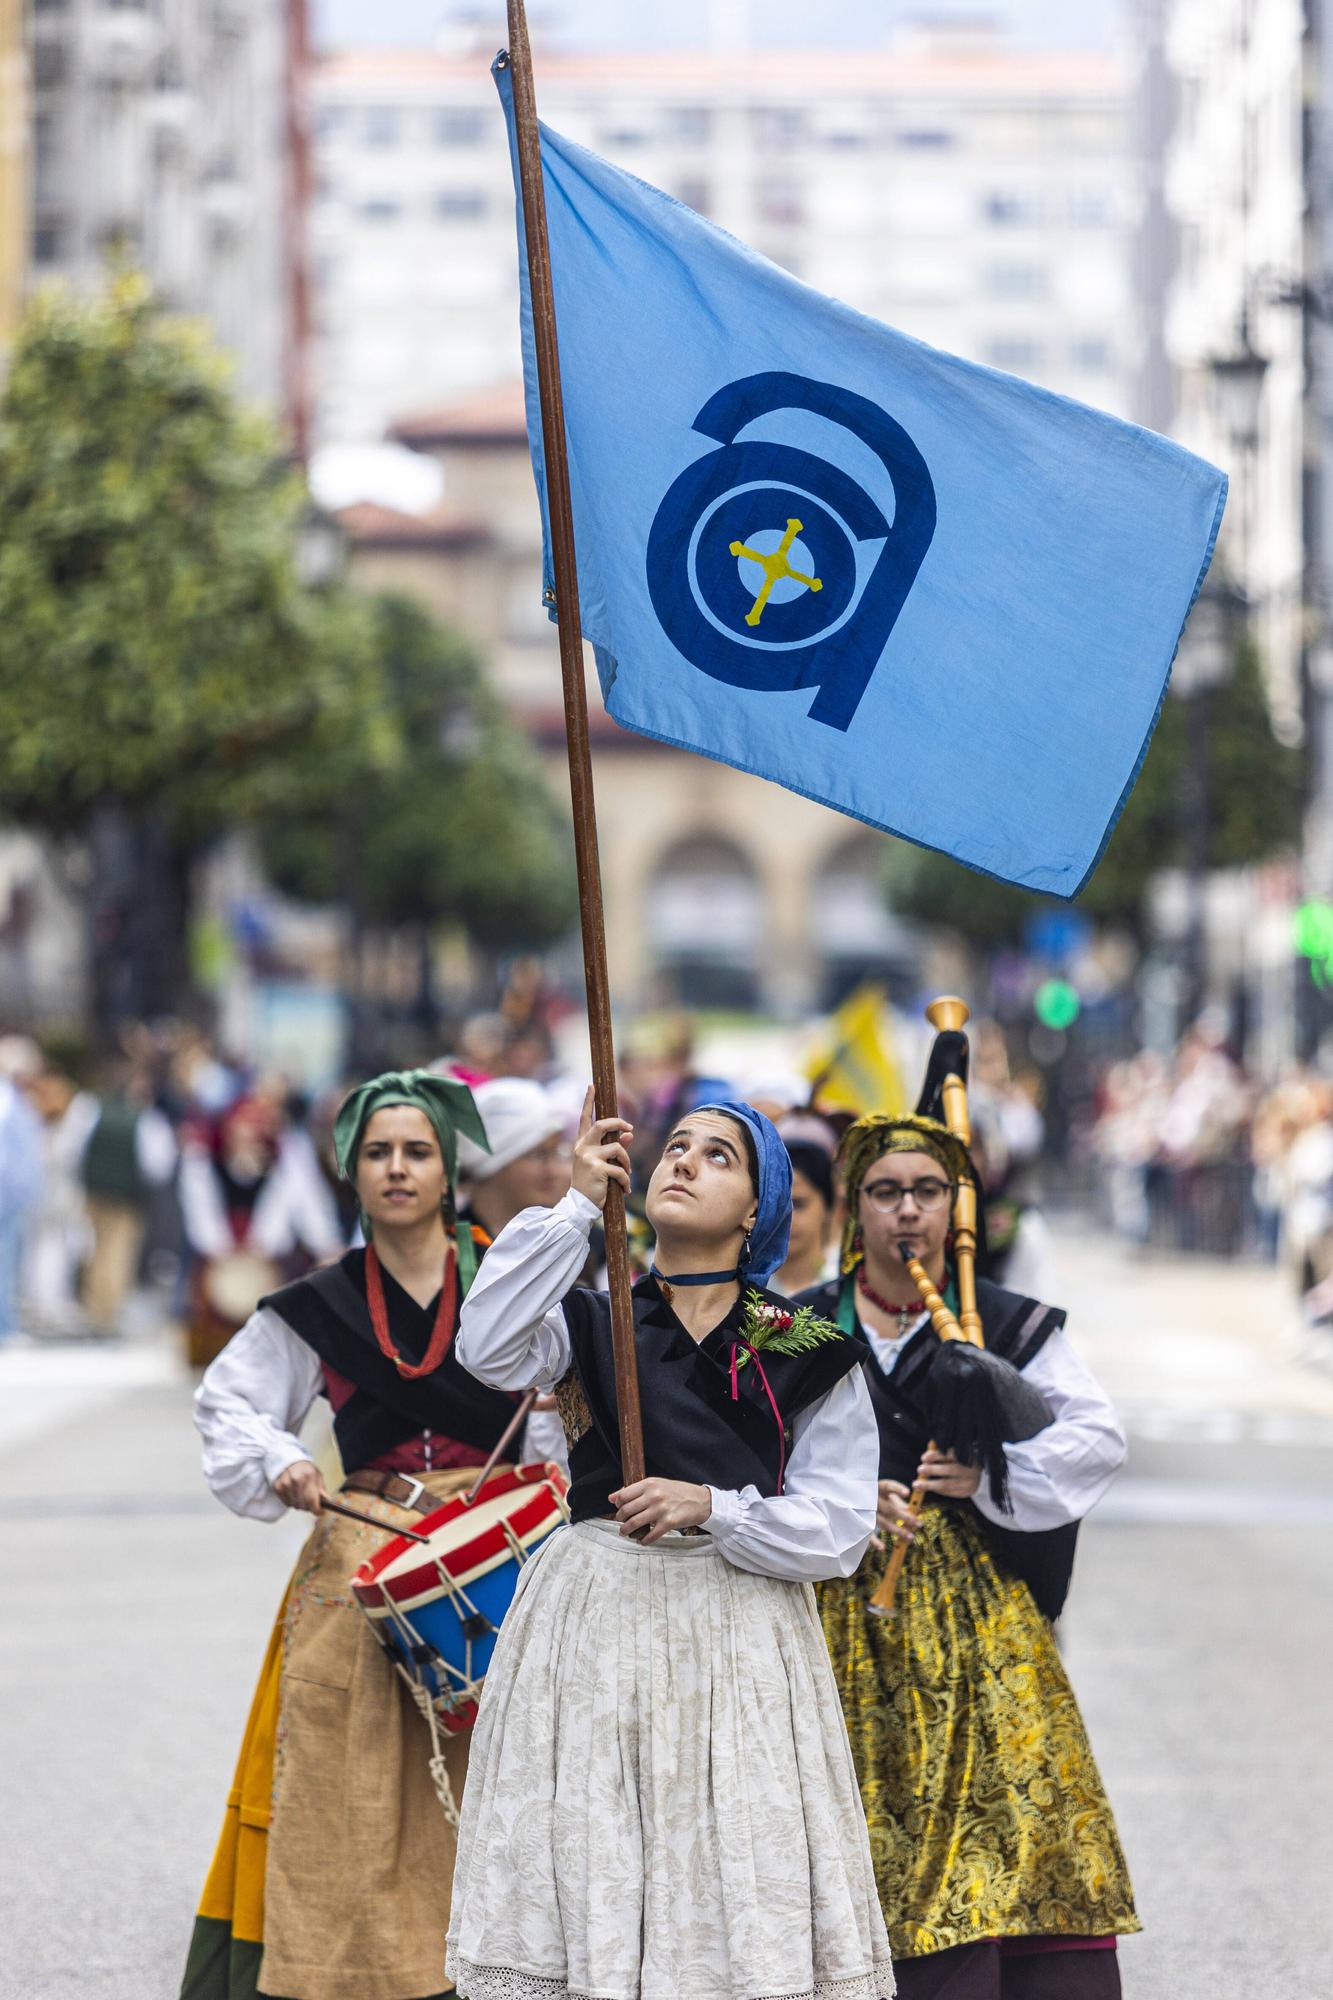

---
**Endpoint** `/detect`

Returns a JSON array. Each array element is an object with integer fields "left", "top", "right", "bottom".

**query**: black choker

[{"left": 651, "top": 1264, "right": 743, "bottom": 1305}]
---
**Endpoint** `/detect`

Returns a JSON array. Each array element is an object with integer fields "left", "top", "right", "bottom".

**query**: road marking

[
  {"left": 1099, "top": 1477, "right": 1333, "bottom": 1526},
  {"left": 0, "top": 1338, "right": 185, "bottom": 1452},
  {"left": 1121, "top": 1404, "right": 1333, "bottom": 1448}
]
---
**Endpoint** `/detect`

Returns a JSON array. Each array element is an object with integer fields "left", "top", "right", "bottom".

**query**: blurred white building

[
  {"left": 26, "top": 0, "right": 292, "bottom": 416},
  {"left": 1162, "top": 0, "right": 1308, "bottom": 735},
  {"left": 311, "top": 21, "right": 1133, "bottom": 447}
]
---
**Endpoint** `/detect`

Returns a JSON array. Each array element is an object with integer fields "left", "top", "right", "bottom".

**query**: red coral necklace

[
  {"left": 856, "top": 1266, "right": 926, "bottom": 1336},
  {"left": 365, "top": 1240, "right": 457, "bottom": 1378}
]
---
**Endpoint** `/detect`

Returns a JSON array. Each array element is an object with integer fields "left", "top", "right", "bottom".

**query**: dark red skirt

[{"left": 893, "top": 1938, "right": 1121, "bottom": 2000}]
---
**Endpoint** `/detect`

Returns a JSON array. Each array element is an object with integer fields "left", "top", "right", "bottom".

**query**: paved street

[{"left": 2, "top": 1232, "right": 1332, "bottom": 1999}]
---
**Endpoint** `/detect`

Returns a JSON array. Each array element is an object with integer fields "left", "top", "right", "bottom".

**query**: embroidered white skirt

[{"left": 445, "top": 1519, "right": 894, "bottom": 2000}]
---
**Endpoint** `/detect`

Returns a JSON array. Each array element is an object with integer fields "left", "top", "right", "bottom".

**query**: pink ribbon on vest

[{"left": 729, "top": 1336, "right": 787, "bottom": 1496}]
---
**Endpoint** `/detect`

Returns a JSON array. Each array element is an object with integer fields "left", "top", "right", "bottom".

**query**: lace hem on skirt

[{"left": 448, "top": 1953, "right": 897, "bottom": 2000}]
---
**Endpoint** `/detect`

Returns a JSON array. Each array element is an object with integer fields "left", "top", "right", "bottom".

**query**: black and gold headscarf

[{"left": 837, "top": 1112, "right": 974, "bottom": 1274}]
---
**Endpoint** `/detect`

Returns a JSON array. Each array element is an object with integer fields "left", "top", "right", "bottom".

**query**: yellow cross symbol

[{"left": 728, "top": 517, "right": 824, "bottom": 628}]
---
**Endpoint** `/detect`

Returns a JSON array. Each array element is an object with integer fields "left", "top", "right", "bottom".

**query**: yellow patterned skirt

[{"left": 817, "top": 1503, "right": 1140, "bottom": 1960}]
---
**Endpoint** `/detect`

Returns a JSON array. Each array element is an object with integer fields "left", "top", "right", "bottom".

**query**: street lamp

[
  {"left": 1173, "top": 577, "right": 1243, "bottom": 1029},
  {"left": 295, "top": 502, "right": 344, "bottom": 589},
  {"left": 1172, "top": 588, "right": 1233, "bottom": 699},
  {"left": 1208, "top": 321, "right": 1268, "bottom": 452},
  {"left": 1207, "top": 310, "right": 1268, "bottom": 582}
]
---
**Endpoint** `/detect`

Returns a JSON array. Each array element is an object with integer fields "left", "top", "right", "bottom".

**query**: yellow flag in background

[{"left": 803, "top": 984, "right": 906, "bottom": 1116}]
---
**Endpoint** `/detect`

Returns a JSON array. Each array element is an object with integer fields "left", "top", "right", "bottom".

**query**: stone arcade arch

[
  {"left": 645, "top": 833, "right": 764, "bottom": 1010},
  {"left": 811, "top": 831, "right": 920, "bottom": 1009}
]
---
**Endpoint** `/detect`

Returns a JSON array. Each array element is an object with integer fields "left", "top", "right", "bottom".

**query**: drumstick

[
  {"left": 464, "top": 1387, "right": 540, "bottom": 1505},
  {"left": 319, "top": 1495, "right": 431, "bottom": 1544}
]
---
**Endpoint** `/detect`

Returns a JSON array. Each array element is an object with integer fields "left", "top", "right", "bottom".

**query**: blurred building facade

[
  {"left": 26, "top": 0, "right": 292, "bottom": 416},
  {"left": 1162, "top": 0, "right": 1307, "bottom": 737},
  {"left": 1152, "top": 0, "right": 1333, "bottom": 1068},
  {"left": 311, "top": 24, "right": 1133, "bottom": 447},
  {"left": 1128, "top": 0, "right": 1176, "bottom": 437},
  {"left": 0, "top": 0, "right": 23, "bottom": 351}
]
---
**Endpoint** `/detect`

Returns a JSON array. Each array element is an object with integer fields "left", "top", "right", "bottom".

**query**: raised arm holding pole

[{"left": 502, "top": 0, "right": 644, "bottom": 1483}]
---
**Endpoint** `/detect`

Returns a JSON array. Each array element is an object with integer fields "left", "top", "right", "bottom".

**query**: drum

[
  {"left": 202, "top": 1248, "right": 282, "bottom": 1326},
  {"left": 352, "top": 1462, "right": 569, "bottom": 1738},
  {"left": 187, "top": 1249, "right": 283, "bottom": 1369}
]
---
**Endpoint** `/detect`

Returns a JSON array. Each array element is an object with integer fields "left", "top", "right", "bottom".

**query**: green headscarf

[
  {"left": 333, "top": 1069, "right": 489, "bottom": 1189},
  {"left": 836, "top": 1112, "right": 974, "bottom": 1274}
]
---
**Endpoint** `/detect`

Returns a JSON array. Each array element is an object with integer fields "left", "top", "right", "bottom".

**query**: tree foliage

[
  {"left": 884, "top": 629, "right": 1305, "bottom": 946},
  {"left": 258, "top": 592, "right": 578, "bottom": 951},
  {"left": 0, "top": 271, "right": 371, "bottom": 835},
  {"left": 0, "top": 274, "right": 577, "bottom": 1028}
]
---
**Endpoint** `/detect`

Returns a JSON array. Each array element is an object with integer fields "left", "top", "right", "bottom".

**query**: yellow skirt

[
  {"left": 817, "top": 1503, "right": 1140, "bottom": 1960},
  {"left": 182, "top": 1472, "right": 477, "bottom": 2000}
]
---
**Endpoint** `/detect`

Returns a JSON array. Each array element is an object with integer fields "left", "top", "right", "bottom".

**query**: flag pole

[{"left": 502, "top": 0, "right": 645, "bottom": 1485}]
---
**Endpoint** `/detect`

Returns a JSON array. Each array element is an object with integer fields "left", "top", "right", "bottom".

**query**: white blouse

[
  {"left": 859, "top": 1306, "right": 1126, "bottom": 1532},
  {"left": 454, "top": 1188, "right": 880, "bottom": 1584},
  {"left": 194, "top": 1302, "right": 569, "bottom": 1523},
  {"left": 178, "top": 1131, "right": 343, "bottom": 1263}
]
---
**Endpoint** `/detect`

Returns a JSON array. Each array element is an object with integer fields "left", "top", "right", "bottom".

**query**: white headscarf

[{"left": 455, "top": 1077, "right": 564, "bottom": 1182}]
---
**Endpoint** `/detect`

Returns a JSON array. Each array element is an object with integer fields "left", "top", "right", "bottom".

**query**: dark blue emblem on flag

[
  {"left": 497, "top": 55, "right": 1229, "bottom": 896},
  {"left": 645, "top": 372, "right": 937, "bottom": 731}
]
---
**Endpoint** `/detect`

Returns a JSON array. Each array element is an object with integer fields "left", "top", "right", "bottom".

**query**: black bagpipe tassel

[{"left": 923, "top": 1340, "right": 1053, "bottom": 1512}]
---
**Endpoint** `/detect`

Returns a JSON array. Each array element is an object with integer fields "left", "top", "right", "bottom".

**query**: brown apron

[{"left": 259, "top": 1469, "right": 476, "bottom": 2000}]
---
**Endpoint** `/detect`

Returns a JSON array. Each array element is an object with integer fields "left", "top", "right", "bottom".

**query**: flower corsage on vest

[{"left": 728, "top": 1292, "right": 843, "bottom": 1493}]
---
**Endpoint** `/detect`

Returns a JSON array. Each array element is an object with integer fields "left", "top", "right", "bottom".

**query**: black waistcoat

[
  {"left": 262, "top": 1245, "right": 518, "bottom": 1474},
  {"left": 561, "top": 1275, "right": 868, "bottom": 1524},
  {"left": 801, "top": 1274, "right": 1079, "bottom": 1620}
]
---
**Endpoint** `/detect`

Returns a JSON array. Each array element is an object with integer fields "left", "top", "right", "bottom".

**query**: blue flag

[{"left": 496, "top": 58, "right": 1226, "bottom": 898}]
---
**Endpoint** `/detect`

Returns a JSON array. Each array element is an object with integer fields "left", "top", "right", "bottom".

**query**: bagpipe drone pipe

[{"left": 871, "top": 999, "right": 1079, "bottom": 1623}]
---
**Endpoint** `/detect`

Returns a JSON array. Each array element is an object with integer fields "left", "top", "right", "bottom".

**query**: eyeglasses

[{"left": 861, "top": 1178, "right": 951, "bottom": 1213}]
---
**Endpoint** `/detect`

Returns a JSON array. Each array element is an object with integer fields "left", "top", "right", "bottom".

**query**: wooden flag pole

[{"left": 502, "top": 0, "right": 645, "bottom": 1485}]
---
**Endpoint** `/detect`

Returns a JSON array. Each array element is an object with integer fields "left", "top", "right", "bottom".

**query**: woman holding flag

[
  {"left": 482, "top": 8, "right": 1183, "bottom": 1993},
  {"left": 445, "top": 1089, "right": 894, "bottom": 2000}
]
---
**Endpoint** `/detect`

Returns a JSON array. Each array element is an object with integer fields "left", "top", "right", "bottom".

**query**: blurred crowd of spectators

[
  {"left": 0, "top": 994, "right": 1066, "bottom": 1359},
  {"left": 0, "top": 1020, "right": 341, "bottom": 1354},
  {"left": 1085, "top": 1020, "right": 1333, "bottom": 1305},
  {"left": 0, "top": 990, "right": 599, "bottom": 1359}
]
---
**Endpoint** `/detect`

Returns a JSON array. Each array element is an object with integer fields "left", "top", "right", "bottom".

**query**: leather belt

[{"left": 342, "top": 1469, "right": 437, "bottom": 1517}]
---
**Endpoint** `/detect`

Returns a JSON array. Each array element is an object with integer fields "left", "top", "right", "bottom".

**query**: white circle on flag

[{"left": 734, "top": 526, "right": 817, "bottom": 606}]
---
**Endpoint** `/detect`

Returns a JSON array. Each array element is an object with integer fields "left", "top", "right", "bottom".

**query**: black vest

[
  {"left": 801, "top": 1274, "right": 1079, "bottom": 1621},
  {"left": 561, "top": 1275, "right": 868, "bottom": 1524},
  {"left": 262, "top": 1245, "right": 518, "bottom": 1474}
]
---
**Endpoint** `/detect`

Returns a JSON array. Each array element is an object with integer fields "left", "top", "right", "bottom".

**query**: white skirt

[{"left": 446, "top": 1520, "right": 894, "bottom": 2000}]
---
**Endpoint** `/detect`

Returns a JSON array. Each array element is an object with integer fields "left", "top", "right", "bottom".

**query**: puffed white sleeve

[
  {"left": 194, "top": 1307, "right": 324, "bottom": 1521},
  {"left": 177, "top": 1147, "right": 233, "bottom": 1259},
  {"left": 520, "top": 1401, "right": 570, "bottom": 1474},
  {"left": 702, "top": 1365, "right": 878, "bottom": 1583},
  {"left": 276, "top": 1131, "right": 345, "bottom": 1258},
  {"left": 454, "top": 1187, "right": 598, "bottom": 1392},
  {"left": 970, "top": 1327, "right": 1127, "bottom": 1532},
  {"left": 135, "top": 1106, "right": 178, "bottom": 1187}
]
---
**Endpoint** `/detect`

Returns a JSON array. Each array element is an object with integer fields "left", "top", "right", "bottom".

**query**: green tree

[
  {"left": 257, "top": 592, "right": 578, "bottom": 1026},
  {"left": 884, "top": 628, "right": 1304, "bottom": 946},
  {"left": 0, "top": 272, "right": 373, "bottom": 1030}
]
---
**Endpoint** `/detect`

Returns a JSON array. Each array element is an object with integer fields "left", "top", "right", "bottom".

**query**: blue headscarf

[{"left": 694, "top": 1099, "right": 793, "bottom": 1287}]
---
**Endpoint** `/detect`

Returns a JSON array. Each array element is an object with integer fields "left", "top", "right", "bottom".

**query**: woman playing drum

[
  {"left": 181, "top": 1070, "right": 564, "bottom": 2000},
  {"left": 446, "top": 1091, "right": 894, "bottom": 2000}
]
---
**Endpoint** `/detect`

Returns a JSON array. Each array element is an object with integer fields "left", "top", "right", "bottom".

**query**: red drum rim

[{"left": 351, "top": 1462, "right": 567, "bottom": 1608}]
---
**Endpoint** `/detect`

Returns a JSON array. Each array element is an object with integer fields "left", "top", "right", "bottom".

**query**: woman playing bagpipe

[
  {"left": 181, "top": 1070, "right": 564, "bottom": 2000},
  {"left": 445, "top": 1090, "right": 895, "bottom": 2000},
  {"left": 804, "top": 1004, "right": 1140, "bottom": 2000}
]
